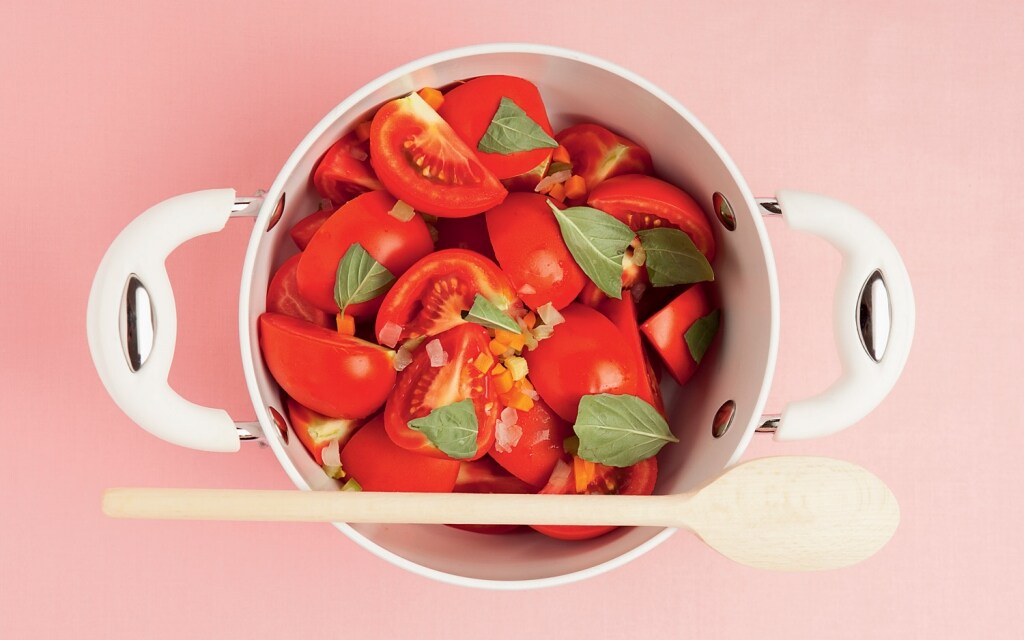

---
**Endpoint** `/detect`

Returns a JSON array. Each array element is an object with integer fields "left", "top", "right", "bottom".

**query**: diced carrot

[
  {"left": 336, "top": 313, "right": 356, "bottom": 336},
  {"left": 417, "top": 87, "right": 445, "bottom": 111},
  {"left": 552, "top": 145, "right": 571, "bottom": 164},
  {"left": 519, "top": 377, "right": 535, "bottom": 392},
  {"left": 547, "top": 182, "right": 566, "bottom": 203},
  {"left": 574, "top": 457, "right": 597, "bottom": 494},
  {"left": 522, "top": 311, "right": 537, "bottom": 330},
  {"left": 489, "top": 339, "right": 508, "bottom": 356},
  {"left": 472, "top": 351, "right": 495, "bottom": 374},
  {"left": 354, "top": 121, "right": 371, "bottom": 142},
  {"left": 564, "top": 174, "right": 587, "bottom": 200},
  {"left": 505, "top": 390, "right": 535, "bottom": 412},
  {"left": 495, "top": 370, "right": 515, "bottom": 393}
]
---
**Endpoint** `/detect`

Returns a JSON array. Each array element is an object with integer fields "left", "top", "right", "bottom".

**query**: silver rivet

[
  {"left": 268, "top": 406, "right": 288, "bottom": 444},
  {"left": 712, "top": 400, "right": 736, "bottom": 438},
  {"left": 713, "top": 192, "right": 736, "bottom": 231},
  {"left": 266, "top": 192, "right": 285, "bottom": 232}
]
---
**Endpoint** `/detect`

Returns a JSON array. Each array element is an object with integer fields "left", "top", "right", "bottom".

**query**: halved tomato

[
  {"left": 588, "top": 174, "right": 716, "bottom": 262},
  {"left": 370, "top": 92, "right": 507, "bottom": 217},
  {"left": 488, "top": 397, "right": 573, "bottom": 489},
  {"left": 374, "top": 249, "right": 516, "bottom": 345},
  {"left": 530, "top": 455, "right": 658, "bottom": 540},
  {"left": 383, "top": 323, "right": 498, "bottom": 461},
  {"left": 597, "top": 294, "right": 664, "bottom": 414},
  {"left": 438, "top": 75, "right": 555, "bottom": 183},
  {"left": 259, "top": 313, "right": 395, "bottom": 419},
  {"left": 485, "top": 192, "right": 586, "bottom": 310},
  {"left": 285, "top": 397, "right": 361, "bottom": 467},
  {"left": 340, "top": 414, "right": 460, "bottom": 492},
  {"left": 555, "top": 123, "right": 653, "bottom": 193},
  {"left": 266, "top": 253, "right": 333, "bottom": 329},
  {"left": 312, "top": 129, "right": 382, "bottom": 205},
  {"left": 296, "top": 190, "right": 433, "bottom": 317},
  {"left": 289, "top": 209, "right": 332, "bottom": 251},
  {"left": 448, "top": 456, "right": 535, "bottom": 534},
  {"left": 640, "top": 283, "right": 717, "bottom": 386}
]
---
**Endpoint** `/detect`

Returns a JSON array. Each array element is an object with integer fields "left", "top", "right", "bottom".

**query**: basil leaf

[
  {"left": 334, "top": 243, "right": 395, "bottom": 313},
  {"left": 407, "top": 399, "right": 479, "bottom": 460},
  {"left": 685, "top": 309, "right": 720, "bottom": 364},
  {"left": 462, "top": 294, "right": 521, "bottom": 334},
  {"left": 548, "top": 201, "right": 634, "bottom": 299},
  {"left": 573, "top": 394, "right": 679, "bottom": 467},
  {"left": 636, "top": 227, "right": 714, "bottom": 287},
  {"left": 477, "top": 97, "right": 558, "bottom": 155}
]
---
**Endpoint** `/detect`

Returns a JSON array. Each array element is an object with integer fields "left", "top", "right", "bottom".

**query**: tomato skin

[
  {"left": 296, "top": 190, "right": 433, "bottom": 317},
  {"left": 375, "top": 249, "right": 516, "bottom": 345},
  {"left": 433, "top": 214, "right": 496, "bottom": 262},
  {"left": 597, "top": 294, "right": 664, "bottom": 414},
  {"left": 523, "top": 304, "right": 640, "bottom": 422},
  {"left": 289, "top": 209, "right": 332, "bottom": 251},
  {"left": 384, "top": 323, "right": 498, "bottom": 461},
  {"left": 438, "top": 75, "right": 555, "bottom": 182},
  {"left": 370, "top": 92, "right": 507, "bottom": 218},
  {"left": 285, "top": 397, "right": 361, "bottom": 466},
  {"left": 640, "top": 284, "right": 716, "bottom": 386},
  {"left": 555, "top": 123, "right": 653, "bottom": 192},
  {"left": 485, "top": 192, "right": 586, "bottom": 310},
  {"left": 266, "top": 253, "right": 334, "bottom": 329},
  {"left": 258, "top": 313, "right": 395, "bottom": 419},
  {"left": 489, "top": 397, "right": 573, "bottom": 489},
  {"left": 531, "top": 456, "right": 658, "bottom": 540},
  {"left": 588, "top": 174, "right": 717, "bottom": 262},
  {"left": 340, "top": 415, "right": 460, "bottom": 492},
  {"left": 313, "top": 131, "right": 382, "bottom": 206}
]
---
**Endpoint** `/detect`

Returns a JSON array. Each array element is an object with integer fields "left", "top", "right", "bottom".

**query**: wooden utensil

[{"left": 103, "top": 456, "right": 899, "bottom": 571}]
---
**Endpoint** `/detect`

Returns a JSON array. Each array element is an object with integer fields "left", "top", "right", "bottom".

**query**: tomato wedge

[
  {"left": 488, "top": 397, "right": 573, "bottom": 489},
  {"left": 340, "top": 415, "right": 460, "bottom": 492},
  {"left": 266, "top": 253, "right": 333, "bottom": 329},
  {"left": 258, "top": 313, "right": 395, "bottom": 419},
  {"left": 285, "top": 397, "right": 361, "bottom": 467},
  {"left": 375, "top": 249, "right": 516, "bottom": 345},
  {"left": 640, "top": 283, "right": 717, "bottom": 386},
  {"left": 597, "top": 294, "right": 664, "bottom": 414},
  {"left": 448, "top": 456, "right": 535, "bottom": 534},
  {"left": 383, "top": 323, "right": 498, "bottom": 461},
  {"left": 312, "top": 129, "right": 382, "bottom": 205},
  {"left": 588, "top": 174, "right": 716, "bottom": 262},
  {"left": 289, "top": 209, "right": 332, "bottom": 251},
  {"left": 370, "top": 92, "right": 507, "bottom": 217},
  {"left": 555, "top": 123, "right": 653, "bottom": 193}
]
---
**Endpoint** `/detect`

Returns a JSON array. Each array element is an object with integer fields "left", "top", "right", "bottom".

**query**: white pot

[{"left": 87, "top": 44, "right": 915, "bottom": 589}]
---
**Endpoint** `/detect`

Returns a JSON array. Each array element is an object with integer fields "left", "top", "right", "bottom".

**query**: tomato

[
  {"left": 488, "top": 397, "right": 573, "bottom": 489},
  {"left": 485, "top": 192, "right": 586, "bottom": 310},
  {"left": 640, "top": 283, "right": 716, "bottom": 386},
  {"left": 370, "top": 92, "right": 507, "bottom": 217},
  {"left": 523, "top": 304, "right": 640, "bottom": 422},
  {"left": 448, "top": 456, "right": 535, "bottom": 534},
  {"left": 384, "top": 323, "right": 498, "bottom": 461},
  {"left": 266, "top": 253, "right": 333, "bottom": 329},
  {"left": 259, "top": 313, "right": 395, "bottom": 419},
  {"left": 285, "top": 397, "right": 361, "bottom": 466},
  {"left": 555, "top": 123, "right": 653, "bottom": 193},
  {"left": 433, "top": 214, "right": 496, "bottom": 262},
  {"left": 530, "top": 455, "right": 658, "bottom": 540},
  {"left": 313, "top": 130, "right": 382, "bottom": 205},
  {"left": 597, "top": 294, "right": 664, "bottom": 414},
  {"left": 340, "top": 414, "right": 460, "bottom": 492},
  {"left": 438, "top": 75, "right": 555, "bottom": 183},
  {"left": 375, "top": 249, "right": 516, "bottom": 345},
  {"left": 588, "top": 174, "right": 717, "bottom": 262},
  {"left": 296, "top": 190, "right": 433, "bottom": 317},
  {"left": 289, "top": 209, "right": 332, "bottom": 251}
]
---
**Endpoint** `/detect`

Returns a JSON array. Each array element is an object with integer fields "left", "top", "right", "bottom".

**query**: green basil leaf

[
  {"left": 636, "top": 227, "right": 714, "bottom": 287},
  {"left": 477, "top": 97, "right": 558, "bottom": 155},
  {"left": 462, "top": 294, "right": 521, "bottom": 334},
  {"left": 573, "top": 394, "right": 679, "bottom": 467},
  {"left": 334, "top": 243, "right": 396, "bottom": 313},
  {"left": 548, "top": 201, "right": 634, "bottom": 299},
  {"left": 685, "top": 309, "right": 720, "bottom": 364},
  {"left": 407, "top": 399, "right": 478, "bottom": 460}
]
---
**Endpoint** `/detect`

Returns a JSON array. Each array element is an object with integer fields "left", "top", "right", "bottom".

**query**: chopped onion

[
  {"left": 388, "top": 199, "right": 416, "bottom": 222},
  {"left": 517, "top": 283, "right": 537, "bottom": 296},
  {"left": 630, "top": 241, "right": 647, "bottom": 267},
  {"left": 379, "top": 321, "right": 404, "bottom": 348},
  {"left": 393, "top": 346, "right": 414, "bottom": 372},
  {"left": 522, "top": 387, "right": 540, "bottom": 401},
  {"left": 536, "top": 302, "right": 565, "bottom": 327},
  {"left": 494, "top": 407, "right": 522, "bottom": 453},
  {"left": 319, "top": 197, "right": 334, "bottom": 211},
  {"left": 348, "top": 147, "right": 368, "bottom": 162},
  {"left": 631, "top": 282, "right": 647, "bottom": 303},
  {"left": 534, "top": 170, "right": 572, "bottom": 193},
  {"left": 321, "top": 439, "right": 342, "bottom": 468},
  {"left": 500, "top": 406, "right": 519, "bottom": 426},
  {"left": 532, "top": 324, "right": 555, "bottom": 341},
  {"left": 425, "top": 339, "right": 448, "bottom": 367}
]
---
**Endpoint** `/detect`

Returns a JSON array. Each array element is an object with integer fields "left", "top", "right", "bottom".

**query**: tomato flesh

[
  {"left": 488, "top": 397, "right": 573, "bottom": 489},
  {"left": 313, "top": 130, "right": 382, "bottom": 205},
  {"left": 340, "top": 415, "right": 460, "bottom": 492},
  {"left": 289, "top": 209, "right": 332, "bottom": 251},
  {"left": 285, "top": 397, "right": 361, "bottom": 467},
  {"left": 555, "top": 123, "right": 653, "bottom": 193},
  {"left": 597, "top": 294, "right": 664, "bottom": 414},
  {"left": 266, "top": 253, "right": 334, "bottom": 329},
  {"left": 640, "top": 283, "right": 716, "bottom": 386},
  {"left": 370, "top": 92, "right": 507, "bottom": 217}
]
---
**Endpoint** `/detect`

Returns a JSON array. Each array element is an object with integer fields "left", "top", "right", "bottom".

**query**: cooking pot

[{"left": 86, "top": 44, "right": 914, "bottom": 588}]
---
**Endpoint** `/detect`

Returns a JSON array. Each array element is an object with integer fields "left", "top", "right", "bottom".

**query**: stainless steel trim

[
  {"left": 757, "top": 198, "right": 782, "bottom": 216},
  {"left": 235, "top": 421, "right": 265, "bottom": 442},
  {"left": 230, "top": 195, "right": 265, "bottom": 218},
  {"left": 122, "top": 275, "right": 154, "bottom": 372},
  {"left": 756, "top": 414, "right": 781, "bottom": 433},
  {"left": 857, "top": 269, "right": 891, "bottom": 363}
]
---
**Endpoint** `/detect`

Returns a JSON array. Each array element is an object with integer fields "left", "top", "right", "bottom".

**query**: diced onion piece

[
  {"left": 506, "top": 356, "right": 529, "bottom": 381},
  {"left": 631, "top": 282, "right": 647, "bottom": 303},
  {"left": 534, "top": 170, "right": 572, "bottom": 193},
  {"left": 532, "top": 324, "right": 555, "bottom": 341},
  {"left": 321, "top": 439, "right": 342, "bottom": 468},
  {"left": 425, "top": 339, "right": 448, "bottom": 367},
  {"left": 630, "top": 241, "right": 647, "bottom": 267},
  {"left": 393, "top": 346, "right": 414, "bottom": 372},
  {"left": 523, "top": 387, "right": 540, "bottom": 401},
  {"left": 494, "top": 407, "right": 522, "bottom": 454},
  {"left": 536, "top": 302, "right": 565, "bottom": 327},
  {"left": 388, "top": 199, "right": 416, "bottom": 222},
  {"left": 517, "top": 283, "right": 537, "bottom": 296},
  {"left": 349, "top": 147, "right": 368, "bottom": 162},
  {"left": 379, "top": 321, "right": 404, "bottom": 348},
  {"left": 319, "top": 198, "right": 334, "bottom": 211}
]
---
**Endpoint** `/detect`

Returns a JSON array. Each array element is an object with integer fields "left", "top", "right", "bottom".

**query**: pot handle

[
  {"left": 86, "top": 189, "right": 250, "bottom": 452},
  {"left": 772, "top": 190, "right": 915, "bottom": 441}
]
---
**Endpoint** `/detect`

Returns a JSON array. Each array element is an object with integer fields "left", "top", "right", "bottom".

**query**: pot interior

[{"left": 241, "top": 46, "right": 777, "bottom": 586}]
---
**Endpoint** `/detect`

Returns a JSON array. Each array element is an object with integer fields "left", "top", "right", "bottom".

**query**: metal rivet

[
  {"left": 713, "top": 192, "right": 736, "bottom": 231},
  {"left": 266, "top": 192, "right": 285, "bottom": 232},
  {"left": 268, "top": 406, "right": 288, "bottom": 444},
  {"left": 857, "top": 269, "right": 891, "bottom": 363},
  {"left": 712, "top": 400, "right": 736, "bottom": 438}
]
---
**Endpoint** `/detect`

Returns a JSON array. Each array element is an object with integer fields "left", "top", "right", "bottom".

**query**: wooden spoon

[{"left": 103, "top": 456, "right": 899, "bottom": 571}]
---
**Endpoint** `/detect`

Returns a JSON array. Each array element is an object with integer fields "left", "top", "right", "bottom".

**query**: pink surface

[{"left": 2, "top": 1, "right": 1020, "bottom": 637}]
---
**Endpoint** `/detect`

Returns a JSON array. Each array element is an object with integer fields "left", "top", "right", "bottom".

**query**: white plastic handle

[
  {"left": 86, "top": 189, "right": 241, "bottom": 452},
  {"left": 774, "top": 190, "right": 915, "bottom": 441}
]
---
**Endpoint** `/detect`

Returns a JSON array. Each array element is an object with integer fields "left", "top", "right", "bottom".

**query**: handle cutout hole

[
  {"left": 268, "top": 406, "right": 289, "bottom": 444},
  {"left": 857, "top": 270, "right": 891, "bottom": 362},
  {"left": 712, "top": 192, "right": 736, "bottom": 231},
  {"left": 121, "top": 275, "right": 155, "bottom": 372},
  {"left": 266, "top": 192, "right": 285, "bottom": 232},
  {"left": 712, "top": 400, "right": 736, "bottom": 438}
]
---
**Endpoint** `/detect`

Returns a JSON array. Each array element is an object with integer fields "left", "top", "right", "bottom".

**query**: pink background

[{"left": 2, "top": 0, "right": 1020, "bottom": 637}]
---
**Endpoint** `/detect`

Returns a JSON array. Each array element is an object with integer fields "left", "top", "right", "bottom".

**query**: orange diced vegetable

[
  {"left": 564, "top": 174, "right": 587, "bottom": 200},
  {"left": 490, "top": 363, "right": 507, "bottom": 376},
  {"left": 417, "top": 87, "right": 445, "bottom": 111},
  {"left": 523, "top": 311, "right": 537, "bottom": 330},
  {"left": 495, "top": 328, "right": 526, "bottom": 351},
  {"left": 336, "top": 313, "right": 356, "bottom": 336},
  {"left": 495, "top": 370, "right": 515, "bottom": 393},
  {"left": 574, "top": 457, "right": 597, "bottom": 494},
  {"left": 547, "top": 182, "right": 566, "bottom": 203},
  {"left": 473, "top": 351, "right": 495, "bottom": 374},
  {"left": 505, "top": 390, "right": 535, "bottom": 412},
  {"left": 552, "top": 145, "right": 571, "bottom": 164},
  {"left": 489, "top": 339, "right": 508, "bottom": 356}
]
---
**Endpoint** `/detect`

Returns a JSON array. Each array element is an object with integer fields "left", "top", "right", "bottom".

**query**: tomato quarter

[
  {"left": 266, "top": 253, "right": 334, "bottom": 329},
  {"left": 285, "top": 397, "right": 361, "bottom": 467},
  {"left": 640, "top": 283, "right": 717, "bottom": 386},
  {"left": 289, "top": 209, "right": 332, "bottom": 251},
  {"left": 340, "top": 415, "right": 460, "bottom": 492},
  {"left": 597, "top": 294, "right": 664, "bottom": 414},
  {"left": 312, "top": 129, "right": 382, "bottom": 205},
  {"left": 555, "top": 123, "right": 653, "bottom": 193},
  {"left": 489, "top": 397, "right": 573, "bottom": 489}
]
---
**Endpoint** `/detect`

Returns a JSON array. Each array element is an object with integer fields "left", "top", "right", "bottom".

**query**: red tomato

[
  {"left": 285, "top": 397, "right": 361, "bottom": 466},
  {"left": 289, "top": 209, "right": 332, "bottom": 251},
  {"left": 438, "top": 75, "right": 555, "bottom": 183},
  {"left": 588, "top": 174, "right": 717, "bottom": 262},
  {"left": 296, "top": 190, "right": 433, "bottom": 317},
  {"left": 523, "top": 304, "right": 640, "bottom": 422},
  {"left": 555, "top": 123, "right": 653, "bottom": 192},
  {"left": 488, "top": 397, "right": 573, "bottom": 489},
  {"left": 258, "top": 313, "right": 395, "bottom": 419},
  {"left": 433, "top": 214, "right": 496, "bottom": 262},
  {"left": 370, "top": 92, "right": 507, "bottom": 217},
  {"left": 597, "top": 294, "right": 664, "bottom": 414},
  {"left": 312, "top": 130, "right": 382, "bottom": 205},
  {"left": 640, "top": 283, "right": 716, "bottom": 386},
  {"left": 485, "top": 192, "right": 586, "bottom": 310},
  {"left": 374, "top": 249, "right": 516, "bottom": 344},
  {"left": 448, "top": 456, "right": 535, "bottom": 534},
  {"left": 384, "top": 323, "right": 498, "bottom": 461},
  {"left": 531, "top": 456, "right": 658, "bottom": 540},
  {"left": 340, "top": 415, "right": 460, "bottom": 492},
  {"left": 266, "top": 253, "right": 333, "bottom": 328}
]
